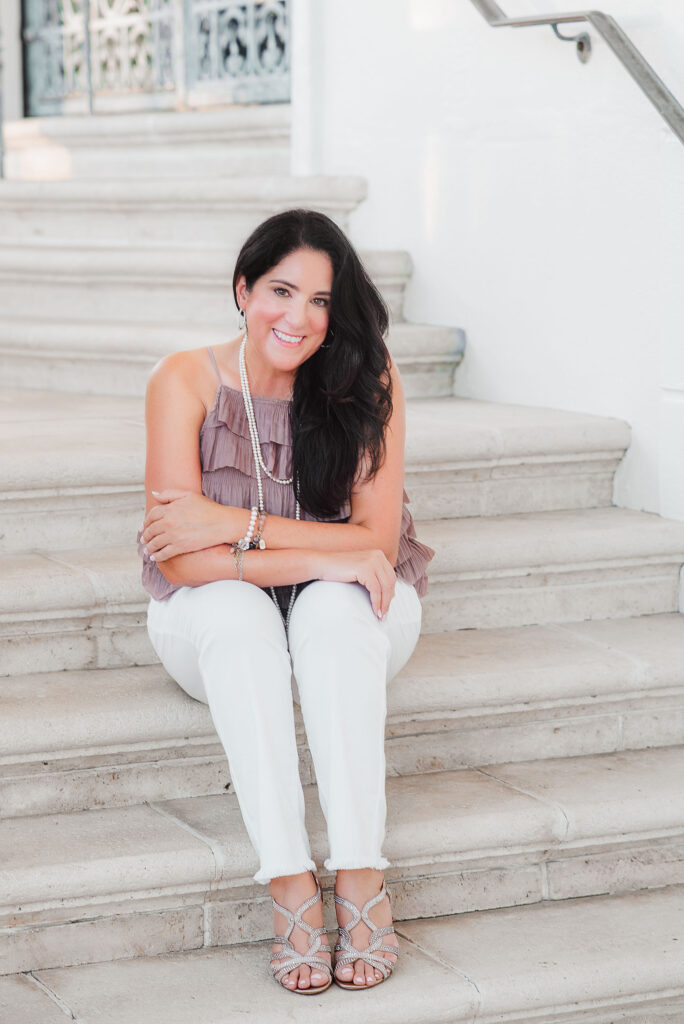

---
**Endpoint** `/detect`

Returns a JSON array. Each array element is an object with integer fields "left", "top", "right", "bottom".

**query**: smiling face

[{"left": 235, "top": 247, "right": 333, "bottom": 392}]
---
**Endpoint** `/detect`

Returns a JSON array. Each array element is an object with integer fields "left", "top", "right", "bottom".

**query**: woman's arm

[
  {"left": 142, "top": 360, "right": 407, "bottom": 565},
  {"left": 142, "top": 352, "right": 402, "bottom": 616},
  {"left": 157, "top": 545, "right": 397, "bottom": 619}
]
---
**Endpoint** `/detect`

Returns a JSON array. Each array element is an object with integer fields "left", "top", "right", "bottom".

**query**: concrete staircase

[
  {"left": 2, "top": 106, "right": 684, "bottom": 1023},
  {"left": 2, "top": 106, "right": 292, "bottom": 181}
]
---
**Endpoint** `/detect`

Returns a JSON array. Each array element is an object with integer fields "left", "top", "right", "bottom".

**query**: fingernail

[
  {"left": 150, "top": 555, "right": 156, "bottom": 562},
  {"left": 143, "top": 547, "right": 148, "bottom": 556},
  {"left": 151, "top": 490, "right": 160, "bottom": 497}
]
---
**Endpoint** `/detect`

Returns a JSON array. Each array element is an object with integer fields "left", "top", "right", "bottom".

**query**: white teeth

[{"left": 273, "top": 328, "right": 304, "bottom": 344}]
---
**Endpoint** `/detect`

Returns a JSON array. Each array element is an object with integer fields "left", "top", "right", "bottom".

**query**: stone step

[
  {"left": 0, "top": 176, "right": 366, "bottom": 245},
  {"left": 421, "top": 506, "right": 684, "bottom": 632},
  {"left": 0, "top": 389, "right": 628, "bottom": 554},
  {"left": 2, "top": 613, "right": 684, "bottom": 818},
  {"left": 2, "top": 508, "right": 683, "bottom": 675},
  {"left": 3, "top": 745, "right": 684, "bottom": 975},
  {"left": 0, "top": 242, "right": 413, "bottom": 323},
  {"left": 3, "top": 105, "right": 291, "bottom": 181},
  {"left": 8, "top": 885, "right": 684, "bottom": 1022},
  {"left": 0, "top": 318, "right": 461, "bottom": 400}
]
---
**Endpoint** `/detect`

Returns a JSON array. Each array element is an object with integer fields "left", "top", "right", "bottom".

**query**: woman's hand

[
  {"left": 142, "top": 490, "right": 245, "bottom": 561},
  {"left": 316, "top": 549, "right": 397, "bottom": 620}
]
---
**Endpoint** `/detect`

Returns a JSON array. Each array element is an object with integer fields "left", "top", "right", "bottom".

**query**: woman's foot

[
  {"left": 270, "top": 870, "right": 332, "bottom": 991},
  {"left": 333, "top": 868, "right": 399, "bottom": 987}
]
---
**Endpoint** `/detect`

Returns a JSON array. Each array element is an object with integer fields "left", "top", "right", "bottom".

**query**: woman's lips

[{"left": 273, "top": 328, "right": 305, "bottom": 347}]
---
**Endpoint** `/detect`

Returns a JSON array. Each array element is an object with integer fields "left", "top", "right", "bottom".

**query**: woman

[{"left": 137, "top": 209, "right": 434, "bottom": 994}]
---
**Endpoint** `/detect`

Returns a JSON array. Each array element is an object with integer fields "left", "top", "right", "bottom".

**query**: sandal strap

[
  {"left": 270, "top": 875, "right": 332, "bottom": 983},
  {"left": 333, "top": 881, "right": 398, "bottom": 979},
  {"left": 334, "top": 929, "right": 397, "bottom": 978},
  {"left": 271, "top": 950, "right": 333, "bottom": 983},
  {"left": 272, "top": 928, "right": 331, "bottom": 953},
  {"left": 334, "top": 952, "right": 394, "bottom": 979},
  {"left": 272, "top": 883, "right": 323, "bottom": 940}
]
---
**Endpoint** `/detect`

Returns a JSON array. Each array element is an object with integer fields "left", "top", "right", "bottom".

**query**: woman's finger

[
  {"left": 378, "top": 564, "right": 396, "bottom": 619},
  {"left": 379, "top": 581, "right": 390, "bottom": 620},
  {"left": 144, "top": 533, "right": 164, "bottom": 554},
  {"left": 380, "top": 577, "right": 392, "bottom": 619},
  {"left": 376, "top": 568, "right": 392, "bottom": 621},
  {"left": 144, "top": 521, "right": 180, "bottom": 550},
  {"left": 148, "top": 543, "right": 175, "bottom": 563},
  {"left": 384, "top": 567, "right": 397, "bottom": 615},
  {"left": 150, "top": 489, "right": 188, "bottom": 503},
  {"left": 364, "top": 571, "right": 383, "bottom": 618},
  {"left": 143, "top": 505, "right": 170, "bottom": 529},
  {"left": 143, "top": 490, "right": 186, "bottom": 527},
  {"left": 141, "top": 519, "right": 169, "bottom": 544}
]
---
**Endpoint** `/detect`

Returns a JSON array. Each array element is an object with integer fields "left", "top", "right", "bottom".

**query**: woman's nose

[{"left": 284, "top": 300, "right": 310, "bottom": 330}]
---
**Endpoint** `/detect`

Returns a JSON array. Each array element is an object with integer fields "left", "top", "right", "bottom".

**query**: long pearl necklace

[{"left": 238, "top": 335, "right": 300, "bottom": 629}]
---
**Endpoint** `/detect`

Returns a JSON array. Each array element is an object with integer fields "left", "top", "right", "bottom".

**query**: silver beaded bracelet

[{"left": 232, "top": 543, "right": 245, "bottom": 583}]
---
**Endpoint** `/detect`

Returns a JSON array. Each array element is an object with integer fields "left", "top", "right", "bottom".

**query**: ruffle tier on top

[
  {"left": 138, "top": 384, "right": 434, "bottom": 608},
  {"left": 200, "top": 387, "right": 352, "bottom": 521}
]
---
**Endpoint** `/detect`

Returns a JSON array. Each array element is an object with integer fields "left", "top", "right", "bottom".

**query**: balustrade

[{"left": 21, "top": 0, "right": 289, "bottom": 115}]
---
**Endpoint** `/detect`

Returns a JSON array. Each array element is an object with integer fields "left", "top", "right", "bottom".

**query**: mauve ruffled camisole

[{"left": 137, "top": 348, "right": 434, "bottom": 613}]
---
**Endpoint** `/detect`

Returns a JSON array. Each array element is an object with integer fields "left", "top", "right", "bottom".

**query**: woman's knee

[
  {"left": 166, "top": 580, "right": 287, "bottom": 647},
  {"left": 289, "top": 580, "right": 375, "bottom": 634},
  {"left": 288, "top": 580, "right": 390, "bottom": 668}
]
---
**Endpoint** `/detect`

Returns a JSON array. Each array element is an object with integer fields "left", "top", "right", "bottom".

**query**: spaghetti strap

[{"left": 206, "top": 346, "right": 223, "bottom": 385}]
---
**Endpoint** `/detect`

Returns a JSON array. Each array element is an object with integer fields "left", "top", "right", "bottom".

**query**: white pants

[{"left": 146, "top": 578, "right": 422, "bottom": 885}]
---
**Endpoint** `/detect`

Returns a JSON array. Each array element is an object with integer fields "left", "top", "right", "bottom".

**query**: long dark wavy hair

[{"left": 232, "top": 209, "right": 393, "bottom": 519}]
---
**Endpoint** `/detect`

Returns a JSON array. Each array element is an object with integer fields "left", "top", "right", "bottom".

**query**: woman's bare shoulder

[
  {"left": 149, "top": 346, "right": 210, "bottom": 384},
  {"left": 147, "top": 347, "right": 216, "bottom": 413},
  {"left": 387, "top": 353, "right": 406, "bottom": 409}
]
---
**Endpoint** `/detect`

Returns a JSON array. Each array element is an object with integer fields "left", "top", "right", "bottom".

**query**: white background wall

[
  {"left": 0, "top": 0, "right": 23, "bottom": 121},
  {"left": 291, "top": 0, "right": 684, "bottom": 518}
]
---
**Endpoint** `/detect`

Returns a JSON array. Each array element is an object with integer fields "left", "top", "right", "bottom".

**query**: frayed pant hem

[
  {"left": 253, "top": 860, "right": 318, "bottom": 885},
  {"left": 323, "top": 856, "right": 391, "bottom": 872}
]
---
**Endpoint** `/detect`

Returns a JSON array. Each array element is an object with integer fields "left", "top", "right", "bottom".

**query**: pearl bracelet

[
  {"left": 237, "top": 506, "right": 258, "bottom": 552},
  {"left": 252, "top": 510, "right": 267, "bottom": 550}
]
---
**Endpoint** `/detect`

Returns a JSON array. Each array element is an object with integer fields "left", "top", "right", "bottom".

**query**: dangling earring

[
  {"left": 320, "top": 327, "right": 335, "bottom": 350},
  {"left": 238, "top": 308, "right": 246, "bottom": 332}
]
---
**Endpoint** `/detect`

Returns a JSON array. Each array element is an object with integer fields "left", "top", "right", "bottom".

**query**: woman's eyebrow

[{"left": 269, "top": 278, "right": 332, "bottom": 296}]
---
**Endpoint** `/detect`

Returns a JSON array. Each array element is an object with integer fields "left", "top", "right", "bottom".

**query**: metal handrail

[{"left": 470, "top": 0, "right": 684, "bottom": 145}]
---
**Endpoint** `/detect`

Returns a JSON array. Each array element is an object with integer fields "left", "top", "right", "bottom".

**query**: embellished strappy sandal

[
  {"left": 333, "top": 880, "right": 398, "bottom": 989},
  {"left": 270, "top": 874, "right": 333, "bottom": 995}
]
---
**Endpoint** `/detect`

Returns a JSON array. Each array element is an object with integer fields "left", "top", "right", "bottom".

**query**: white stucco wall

[
  {"left": 291, "top": 0, "right": 684, "bottom": 518},
  {"left": 0, "top": 0, "right": 24, "bottom": 122}
]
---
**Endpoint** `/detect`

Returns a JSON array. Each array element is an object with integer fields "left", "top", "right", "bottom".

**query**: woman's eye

[
  {"left": 312, "top": 297, "right": 329, "bottom": 307},
  {"left": 274, "top": 287, "right": 290, "bottom": 296}
]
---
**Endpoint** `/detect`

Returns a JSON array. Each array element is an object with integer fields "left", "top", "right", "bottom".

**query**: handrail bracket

[{"left": 551, "top": 23, "right": 592, "bottom": 63}]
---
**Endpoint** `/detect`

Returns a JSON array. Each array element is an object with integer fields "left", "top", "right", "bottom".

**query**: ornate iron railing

[
  {"left": 21, "top": 0, "right": 289, "bottom": 116},
  {"left": 191, "top": 0, "right": 288, "bottom": 102},
  {"left": 469, "top": 0, "right": 684, "bottom": 145}
]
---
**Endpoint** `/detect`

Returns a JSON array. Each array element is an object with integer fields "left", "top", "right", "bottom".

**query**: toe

[
  {"left": 298, "top": 964, "right": 311, "bottom": 989},
  {"left": 336, "top": 962, "right": 354, "bottom": 982},
  {"left": 310, "top": 968, "right": 328, "bottom": 988},
  {"left": 353, "top": 958, "right": 367, "bottom": 986},
  {"left": 282, "top": 970, "right": 296, "bottom": 989}
]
